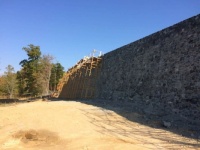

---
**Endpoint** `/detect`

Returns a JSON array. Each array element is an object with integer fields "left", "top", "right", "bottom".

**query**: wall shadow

[
  {"left": 50, "top": 98, "right": 200, "bottom": 144},
  {"left": 77, "top": 100, "right": 200, "bottom": 149}
]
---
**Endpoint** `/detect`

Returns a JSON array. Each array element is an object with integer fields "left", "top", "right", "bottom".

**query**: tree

[
  {"left": 16, "top": 69, "right": 26, "bottom": 96},
  {"left": 0, "top": 76, "right": 6, "bottom": 97},
  {"left": 0, "top": 65, "right": 17, "bottom": 98},
  {"left": 18, "top": 44, "right": 42, "bottom": 96},
  {"left": 22, "top": 44, "right": 41, "bottom": 61},
  {"left": 49, "top": 63, "right": 64, "bottom": 91},
  {"left": 18, "top": 44, "right": 55, "bottom": 97},
  {"left": 38, "top": 55, "right": 54, "bottom": 95}
]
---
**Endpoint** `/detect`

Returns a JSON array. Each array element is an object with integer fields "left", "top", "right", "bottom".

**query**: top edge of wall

[{"left": 105, "top": 13, "right": 200, "bottom": 56}]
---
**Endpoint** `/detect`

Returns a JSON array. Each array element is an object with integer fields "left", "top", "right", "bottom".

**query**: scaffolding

[{"left": 56, "top": 50, "right": 103, "bottom": 99}]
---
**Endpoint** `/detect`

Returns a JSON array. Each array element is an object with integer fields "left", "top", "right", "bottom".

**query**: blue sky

[{"left": 0, "top": 0, "right": 200, "bottom": 74}]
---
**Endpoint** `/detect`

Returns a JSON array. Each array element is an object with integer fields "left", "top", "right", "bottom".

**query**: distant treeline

[{"left": 0, "top": 44, "right": 64, "bottom": 98}]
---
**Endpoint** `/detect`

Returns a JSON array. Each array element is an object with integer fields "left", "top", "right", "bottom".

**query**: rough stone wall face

[{"left": 97, "top": 14, "right": 200, "bottom": 124}]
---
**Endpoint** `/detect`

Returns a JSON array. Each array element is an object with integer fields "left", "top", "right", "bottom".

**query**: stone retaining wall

[{"left": 97, "top": 14, "right": 200, "bottom": 129}]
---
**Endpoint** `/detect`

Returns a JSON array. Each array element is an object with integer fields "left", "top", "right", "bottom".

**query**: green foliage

[
  {"left": 49, "top": 63, "right": 64, "bottom": 91},
  {"left": 0, "top": 76, "right": 7, "bottom": 96},
  {"left": 16, "top": 70, "right": 26, "bottom": 96},
  {"left": 23, "top": 44, "right": 41, "bottom": 61},
  {"left": 18, "top": 44, "right": 42, "bottom": 96},
  {"left": 17, "top": 44, "right": 56, "bottom": 97},
  {"left": 0, "top": 65, "right": 17, "bottom": 98},
  {"left": 17, "top": 44, "right": 65, "bottom": 97}
]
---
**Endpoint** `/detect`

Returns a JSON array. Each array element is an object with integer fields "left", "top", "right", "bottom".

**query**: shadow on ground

[
  {"left": 0, "top": 98, "right": 41, "bottom": 106},
  {"left": 76, "top": 102, "right": 200, "bottom": 149},
  {"left": 51, "top": 98, "right": 200, "bottom": 141}
]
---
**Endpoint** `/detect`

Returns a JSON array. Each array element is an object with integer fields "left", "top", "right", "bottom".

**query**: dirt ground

[{"left": 0, "top": 100, "right": 199, "bottom": 150}]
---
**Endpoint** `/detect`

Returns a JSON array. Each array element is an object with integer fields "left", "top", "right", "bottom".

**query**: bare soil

[{"left": 0, "top": 100, "right": 199, "bottom": 150}]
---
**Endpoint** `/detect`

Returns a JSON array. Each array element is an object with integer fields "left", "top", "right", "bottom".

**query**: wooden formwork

[{"left": 58, "top": 51, "right": 102, "bottom": 99}]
